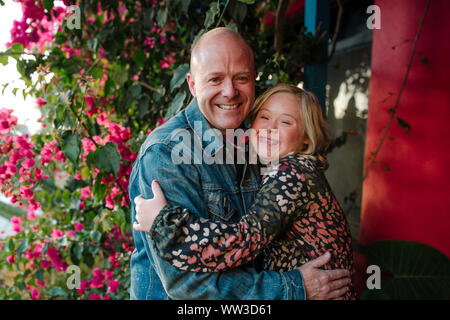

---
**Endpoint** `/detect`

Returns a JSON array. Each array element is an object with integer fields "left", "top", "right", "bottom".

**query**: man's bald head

[{"left": 190, "top": 27, "right": 255, "bottom": 77}]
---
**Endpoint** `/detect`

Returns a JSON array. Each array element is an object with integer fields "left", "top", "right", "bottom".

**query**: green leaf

[
  {"left": 8, "top": 238, "right": 14, "bottom": 252},
  {"left": 396, "top": 117, "right": 411, "bottom": 133},
  {"left": 70, "top": 242, "right": 83, "bottom": 265},
  {"left": 42, "top": 0, "right": 53, "bottom": 11},
  {"left": 180, "top": 0, "right": 191, "bottom": 16},
  {"left": 204, "top": 1, "right": 220, "bottom": 29},
  {"left": 16, "top": 239, "right": 29, "bottom": 258},
  {"left": 111, "top": 63, "right": 128, "bottom": 85},
  {"left": 90, "top": 230, "right": 101, "bottom": 242},
  {"left": 156, "top": 7, "right": 168, "bottom": 27},
  {"left": 129, "top": 84, "right": 142, "bottom": 98},
  {"left": 360, "top": 240, "right": 450, "bottom": 300},
  {"left": 132, "top": 49, "right": 146, "bottom": 68},
  {"left": 170, "top": 63, "right": 189, "bottom": 93},
  {"left": 165, "top": 91, "right": 186, "bottom": 120},
  {"left": 9, "top": 43, "right": 23, "bottom": 54},
  {"left": 98, "top": 142, "right": 122, "bottom": 177},
  {"left": 228, "top": 1, "right": 247, "bottom": 24},
  {"left": 0, "top": 54, "right": 8, "bottom": 66},
  {"left": 83, "top": 251, "right": 94, "bottom": 268},
  {"left": 41, "top": 242, "right": 49, "bottom": 257},
  {"left": 91, "top": 66, "right": 103, "bottom": 79},
  {"left": 192, "top": 29, "right": 206, "bottom": 48},
  {"left": 48, "top": 286, "right": 68, "bottom": 298},
  {"left": 138, "top": 96, "right": 150, "bottom": 119},
  {"left": 226, "top": 23, "right": 238, "bottom": 33},
  {"left": 237, "top": 0, "right": 255, "bottom": 4},
  {"left": 88, "top": 142, "right": 122, "bottom": 178},
  {"left": 61, "top": 131, "right": 81, "bottom": 164},
  {"left": 93, "top": 173, "right": 107, "bottom": 201}
]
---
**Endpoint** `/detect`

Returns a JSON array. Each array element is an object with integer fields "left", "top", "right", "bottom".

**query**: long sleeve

[
  {"left": 133, "top": 144, "right": 306, "bottom": 299},
  {"left": 149, "top": 157, "right": 307, "bottom": 272}
]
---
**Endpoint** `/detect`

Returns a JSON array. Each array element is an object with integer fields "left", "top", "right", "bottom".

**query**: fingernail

[{"left": 154, "top": 180, "right": 159, "bottom": 184}]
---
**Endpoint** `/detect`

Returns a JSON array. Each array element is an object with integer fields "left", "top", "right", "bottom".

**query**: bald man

[{"left": 129, "top": 27, "right": 350, "bottom": 300}]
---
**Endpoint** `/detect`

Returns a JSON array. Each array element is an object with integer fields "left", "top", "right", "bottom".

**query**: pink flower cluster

[
  {"left": 7, "top": 1, "right": 66, "bottom": 51},
  {"left": 0, "top": 110, "right": 46, "bottom": 219},
  {"left": 76, "top": 266, "right": 121, "bottom": 300},
  {"left": 0, "top": 108, "right": 18, "bottom": 134},
  {"left": 74, "top": 111, "right": 136, "bottom": 209},
  {"left": 41, "top": 140, "right": 67, "bottom": 165}
]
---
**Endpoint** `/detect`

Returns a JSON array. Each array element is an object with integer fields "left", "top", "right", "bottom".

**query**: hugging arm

[
  {"left": 136, "top": 144, "right": 306, "bottom": 299},
  {"left": 148, "top": 158, "right": 303, "bottom": 272}
]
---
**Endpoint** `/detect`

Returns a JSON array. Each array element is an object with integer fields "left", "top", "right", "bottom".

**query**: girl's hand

[{"left": 133, "top": 180, "right": 167, "bottom": 232}]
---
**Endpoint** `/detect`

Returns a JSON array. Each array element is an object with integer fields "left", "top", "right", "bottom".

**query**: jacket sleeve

[
  {"left": 148, "top": 158, "right": 302, "bottom": 272},
  {"left": 134, "top": 143, "right": 306, "bottom": 300}
]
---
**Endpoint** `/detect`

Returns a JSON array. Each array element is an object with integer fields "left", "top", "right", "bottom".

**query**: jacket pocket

[{"left": 204, "top": 189, "right": 236, "bottom": 222}]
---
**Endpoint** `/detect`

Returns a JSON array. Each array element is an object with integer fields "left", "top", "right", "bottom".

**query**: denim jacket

[{"left": 128, "top": 99, "right": 306, "bottom": 300}]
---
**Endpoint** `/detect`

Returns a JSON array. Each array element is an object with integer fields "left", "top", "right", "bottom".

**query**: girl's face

[{"left": 251, "top": 92, "right": 309, "bottom": 162}]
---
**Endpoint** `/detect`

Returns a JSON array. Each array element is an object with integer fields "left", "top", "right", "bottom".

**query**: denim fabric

[{"left": 128, "top": 99, "right": 306, "bottom": 300}]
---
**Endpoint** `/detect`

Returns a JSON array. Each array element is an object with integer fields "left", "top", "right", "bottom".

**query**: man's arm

[{"left": 134, "top": 143, "right": 305, "bottom": 299}]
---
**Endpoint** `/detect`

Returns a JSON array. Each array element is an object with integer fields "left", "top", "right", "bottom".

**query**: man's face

[{"left": 187, "top": 36, "right": 255, "bottom": 132}]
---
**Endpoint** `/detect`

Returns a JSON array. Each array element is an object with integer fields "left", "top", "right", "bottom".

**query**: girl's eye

[
  {"left": 282, "top": 121, "right": 292, "bottom": 125},
  {"left": 260, "top": 115, "right": 269, "bottom": 120}
]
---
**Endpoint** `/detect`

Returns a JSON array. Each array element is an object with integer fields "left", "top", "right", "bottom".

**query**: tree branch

[
  {"left": 363, "top": 0, "right": 431, "bottom": 180},
  {"left": 274, "top": 0, "right": 290, "bottom": 55},
  {"left": 328, "top": 0, "right": 344, "bottom": 61}
]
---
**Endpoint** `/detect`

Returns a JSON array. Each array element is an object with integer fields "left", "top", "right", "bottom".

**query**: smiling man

[{"left": 128, "top": 27, "right": 350, "bottom": 300}]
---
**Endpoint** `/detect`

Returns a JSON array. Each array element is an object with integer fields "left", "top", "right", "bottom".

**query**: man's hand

[
  {"left": 298, "top": 252, "right": 351, "bottom": 300},
  {"left": 133, "top": 180, "right": 167, "bottom": 232}
]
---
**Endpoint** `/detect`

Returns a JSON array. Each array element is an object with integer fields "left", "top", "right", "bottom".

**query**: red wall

[{"left": 360, "top": 0, "right": 450, "bottom": 257}]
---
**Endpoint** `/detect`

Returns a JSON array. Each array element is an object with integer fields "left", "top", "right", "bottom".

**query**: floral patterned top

[{"left": 147, "top": 155, "right": 355, "bottom": 299}]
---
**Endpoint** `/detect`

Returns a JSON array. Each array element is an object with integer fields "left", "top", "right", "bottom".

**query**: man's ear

[{"left": 186, "top": 73, "right": 197, "bottom": 97}]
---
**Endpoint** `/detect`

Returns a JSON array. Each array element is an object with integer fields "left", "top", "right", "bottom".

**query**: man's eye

[
  {"left": 210, "top": 77, "right": 220, "bottom": 83},
  {"left": 237, "top": 76, "right": 249, "bottom": 82}
]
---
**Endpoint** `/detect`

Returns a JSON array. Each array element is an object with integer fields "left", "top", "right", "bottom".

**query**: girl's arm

[{"left": 142, "top": 156, "right": 311, "bottom": 272}]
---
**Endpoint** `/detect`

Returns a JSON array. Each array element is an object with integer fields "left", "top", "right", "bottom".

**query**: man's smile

[{"left": 216, "top": 103, "right": 242, "bottom": 110}]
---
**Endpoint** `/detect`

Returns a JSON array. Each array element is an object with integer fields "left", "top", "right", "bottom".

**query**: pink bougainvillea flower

[
  {"left": 66, "top": 230, "right": 76, "bottom": 237},
  {"left": 76, "top": 280, "right": 90, "bottom": 295},
  {"left": 50, "top": 229, "right": 64, "bottom": 239},
  {"left": 107, "top": 280, "right": 120, "bottom": 293},
  {"left": 90, "top": 268, "right": 105, "bottom": 288},
  {"left": 21, "top": 158, "right": 35, "bottom": 169},
  {"left": 19, "top": 185, "right": 34, "bottom": 200},
  {"left": 74, "top": 223, "right": 85, "bottom": 232},
  {"left": 31, "top": 287, "right": 40, "bottom": 300},
  {"left": 6, "top": 254, "right": 15, "bottom": 264},
  {"left": 35, "top": 97, "right": 47, "bottom": 108},
  {"left": 10, "top": 216, "right": 22, "bottom": 233},
  {"left": 40, "top": 260, "right": 51, "bottom": 269}
]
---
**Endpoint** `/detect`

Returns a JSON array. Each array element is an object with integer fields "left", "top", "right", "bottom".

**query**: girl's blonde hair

[{"left": 249, "top": 83, "right": 332, "bottom": 169}]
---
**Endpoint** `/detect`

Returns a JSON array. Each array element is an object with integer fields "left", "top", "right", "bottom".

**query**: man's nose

[{"left": 221, "top": 79, "right": 238, "bottom": 99}]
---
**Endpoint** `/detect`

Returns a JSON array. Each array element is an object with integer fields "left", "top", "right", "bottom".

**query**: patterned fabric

[{"left": 148, "top": 155, "right": 355, "bottom": 299}]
